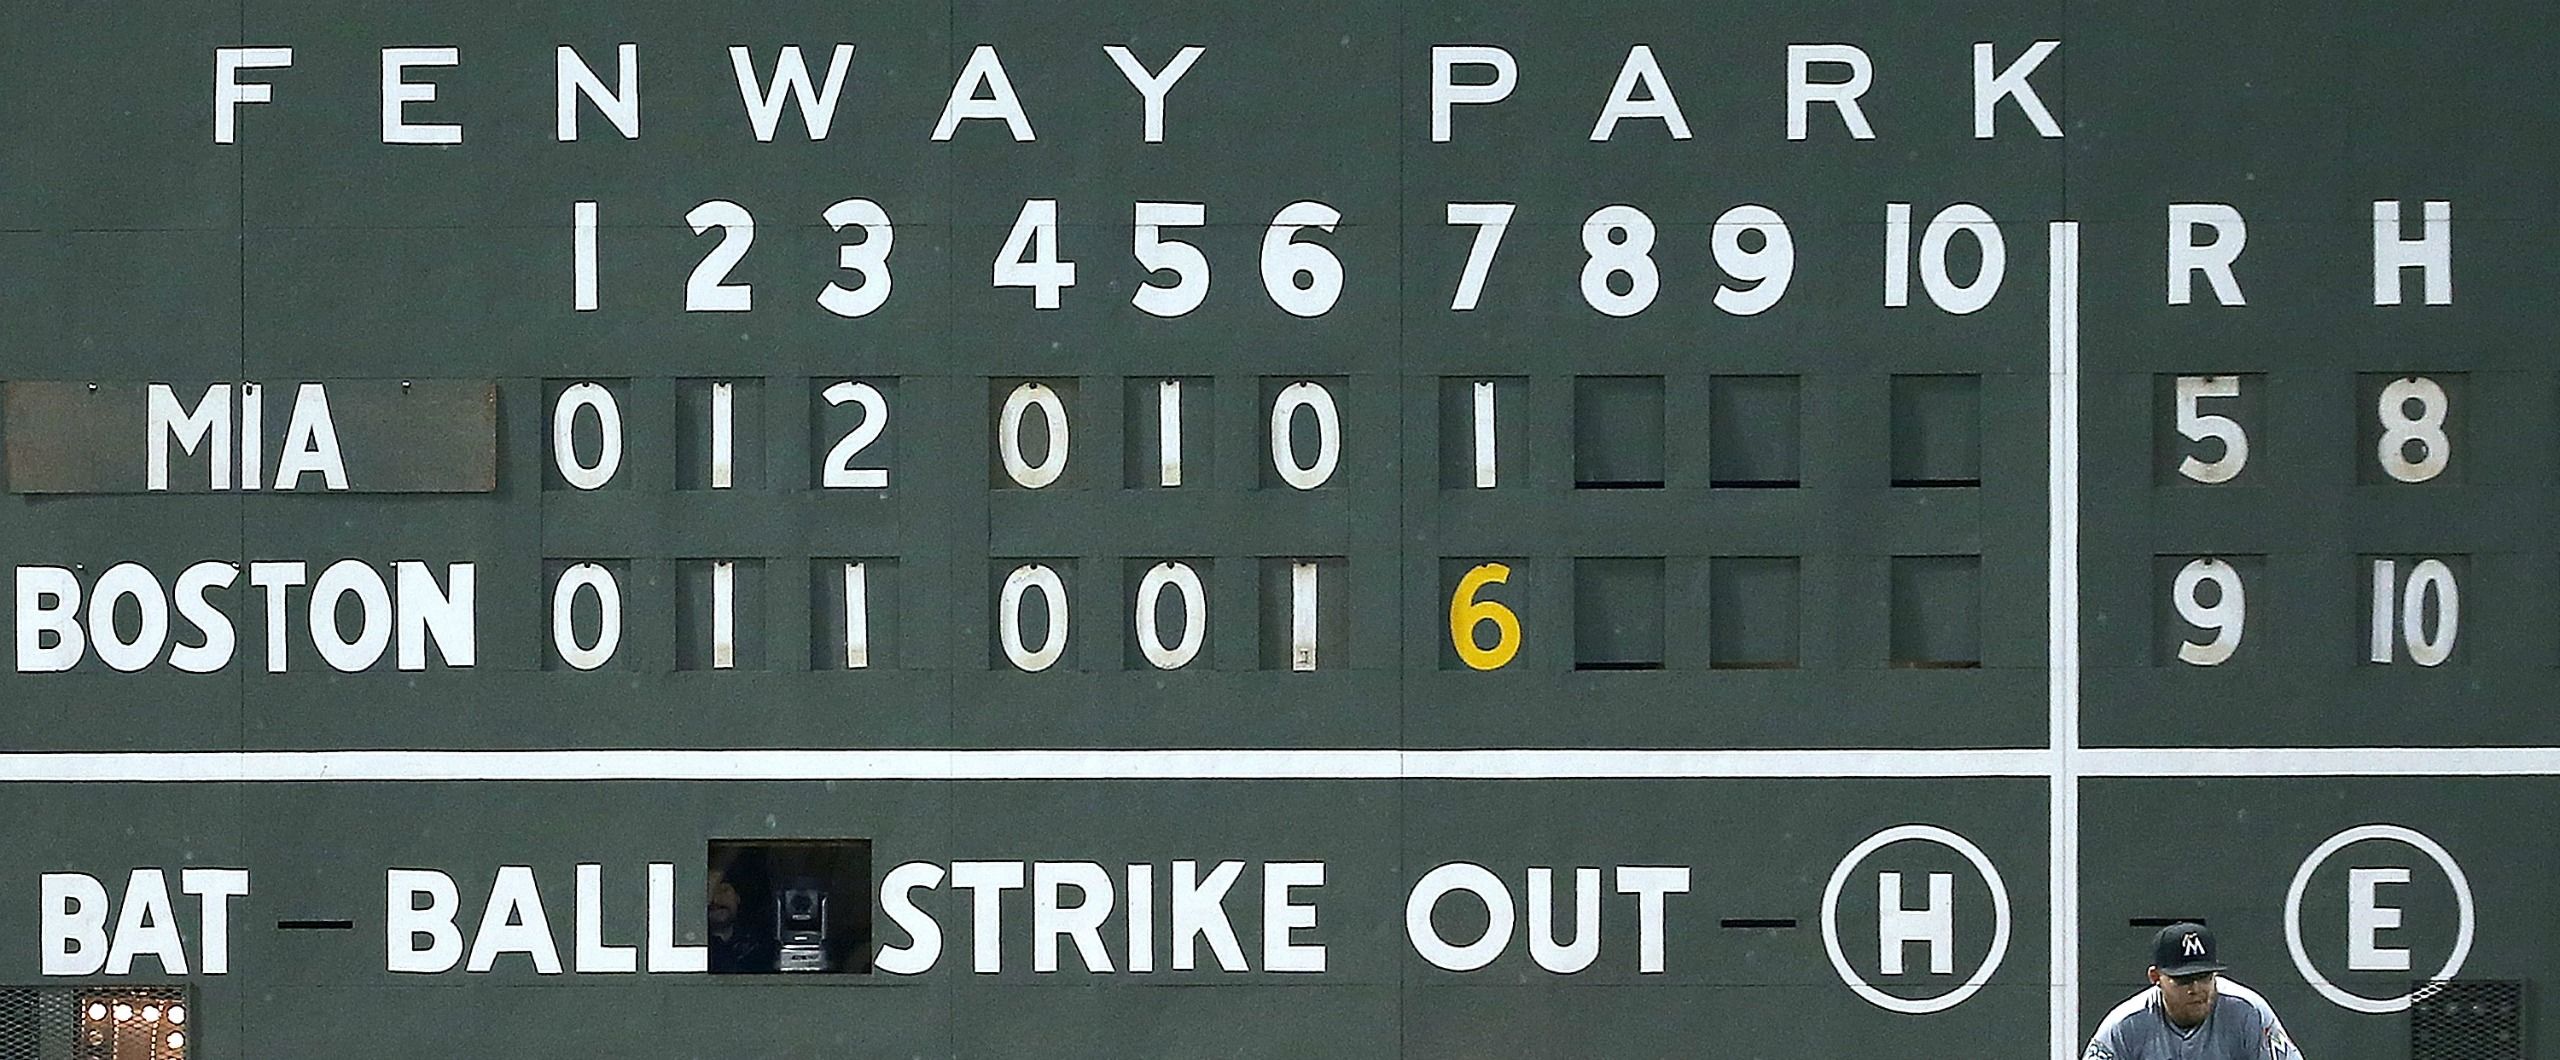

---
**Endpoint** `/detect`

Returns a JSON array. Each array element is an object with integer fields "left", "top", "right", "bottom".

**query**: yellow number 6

[{"left": 1449, "top": 563, "right": 1521, "bottom": 670}]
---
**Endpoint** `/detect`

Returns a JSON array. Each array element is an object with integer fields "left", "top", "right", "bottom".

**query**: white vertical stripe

[
  {"left": 1290, "top": 561, "right": 1318, "bottom": 671},
  {"left": 2047, "top": 220, "right": 2082, "bottom": 1060},
  {"left": 1472, "top": 380, "right": 1498, "bottom": 488},
  {"left": 573, "top": 201, "right": 599, "bottom": 311},
  {"left": 708, "top": 381, "right": 735, "bottom": 489},
  {"left": 1158, "top": 380, "right": 1183, "bottom": 487},
  {"left": 1883, "top": 203, "right": 1913, "bottom": 307},
  {"left": 843, "top": 562, "right": 870, "bottom": 669},
  {"left": 238, "top": 382, "right": 263, "bottom": 491},
  {"left": 2369, "top": 559, "right": 2396, "bottom": 663},
  {"left": 710, "top": 561, "right": 735, "bottom": 670}
]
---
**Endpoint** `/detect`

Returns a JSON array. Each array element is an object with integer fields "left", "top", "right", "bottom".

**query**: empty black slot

[
  {"left": 1574, "top": 557, "right": 1665, "bottom": 669},
  {"left": 1574, "top": 376, "right": 1666, "bottom": 488},
  {"left": 1890, "top": 555, "right": 1982, "bottom": 668},
  {"left": 1709, "top": 375, "right": 1801, "bottom": 487},
  {"left": 277, "top": 919, "right": 355, "bottom": 930},
  {"left": 1721, "top": 918, "right": 1798, "bottom": 929},
  {"left": 1890, "top": 476, "right": 1982, "bottom": 488},
  {"left": 1890, "top": 374, "right": 1982, "bottom": 487}
]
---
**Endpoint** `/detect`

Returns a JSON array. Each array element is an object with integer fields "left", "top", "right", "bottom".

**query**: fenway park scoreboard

[{"left": 1, "top": 1, "right": 2553, "bottom": 1057}]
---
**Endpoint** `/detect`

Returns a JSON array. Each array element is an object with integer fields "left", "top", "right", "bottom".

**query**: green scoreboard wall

[{"left": 0, "top": 0, "right": 2553, "bottom": 1057}]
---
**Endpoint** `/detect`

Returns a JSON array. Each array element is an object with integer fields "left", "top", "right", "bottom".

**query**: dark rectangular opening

[
  {"left": 1574, "top": 376, "right": 1666, "bottom": 489},
  {"left": 708, "top": 839, "right": 874, "bottom": 975},
  {"left": 1574, "top": 557, "right": 1664, "bottom": 670},
  {"left": 1889, "top": 374, "right": 1982, "bottom": 488},
  {"left": 1709, "top": 375, "right": 1801, "bottom": 488}
]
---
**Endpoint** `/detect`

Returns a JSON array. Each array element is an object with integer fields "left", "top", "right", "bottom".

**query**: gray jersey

[{"left": 2084, "top": 979, "right": 2304, "bottom": 1060}]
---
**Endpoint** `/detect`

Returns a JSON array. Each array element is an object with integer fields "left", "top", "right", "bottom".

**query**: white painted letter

[
  {"left": 730, "top": 45, "right": 854, "bottom": 142},
  {"left": 875, "top": 862, "right": 945, "bottom": 975},
  {"left": 249, "top": 561, "right": 306, "bottom": 673},
  {"left": 274, "top": 383, "right": 348, "bottom": 490},
  {"left": 1973, "top": 41, "right": 2061, "bottom": 139},
  {"left": 396, "top": 561, "right": 475, "bottom": 670},
  {"left": 215, "top": 47, "right": 293, "bottom": 144},
  {"left": 952, "top": 861, "right": 1025, "bottom": 973},
  {"left": 2373, "top": 200, "right": 2452, "bottom": 306},
  {"left": 1590, "top": 46, "right": 1690, "bottom": 141},
  {"left": 1528, "top": 867, "right": 1601, "bottom": 974},
  {"left": 1787, "top": 44, "right": 1875, "bottom": 140},
  {"left": 1172, "top": 860, "right": 1247, "bottom": 972},
  {"left": 1263, "top": 862, "right": 1326, "bottom": 973},
  {"left": 1878, "top": 871, "right": 1955, "bottom": 975},
  {"left": 2347, "top": 866, "right": 2412, "bottom": 971},
  {"left": 388, "top": 869, "right": 464, "bottom": 973},
  {"left": 1104, "top": 45, "right": 1203, "bottom": 143},
  {"left": 468, "top": 866, "right": 563, "bottom": 974},
  {"left": 1033, "top": 862, "right": 1114, "bottom": 973},
  {"left": 646, "top": 862, "right": 706, "bottom": 973},
  {"left": 105, "top": 869, "right": 188, "bottom": 974},
  {"left": 932, "top": 46, "right": 1035, "bottom": 141},
  {"left": 181, "top": 867, "right": 250, "bottom": 975},
  {"left": 88, "top": 563, "right": 169, "bottom": 673},
  {"left": 2168, "top": 204, "right": 2247, "bottom": 306},
  {"left": 148, "top": 383, "right": 231, "bottom": 491},
  {"left": 308, "top": 559, "right": 391, "bottom": 672},
  {"left": 1431, "top": 46, "right": 1516, "bottom": 142},
  {"left": 574, "top": 864, "right": 637, "bottom": 973},
  {"left": 170, "top": 562, "right": 239, "bottom": 674},
  {"left": 381, "top": 47, "right": 463, "bottom": 145},
  {"left": 1407, "top": 863, "right": 1512, "bottom": 972},
  {"left": 41, "top": 873, "right": 109, "bottom": 975},
  {"left": 557, "top": 44, "right": 639, "bottom": 140},
  {"left": 1615, "top": 866, "right": 1689, "bottom": 974},
  {"left": 17, "top": 566, "right": 85, "bottom": 672}
]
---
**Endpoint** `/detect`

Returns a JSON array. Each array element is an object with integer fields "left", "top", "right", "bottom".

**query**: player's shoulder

[
  {"left": 2216, "top": 977, "right": 2284, "bottom": 1026},
  {"left": 2091, "top": 986, "right": 2160, "bottom": 1043}
]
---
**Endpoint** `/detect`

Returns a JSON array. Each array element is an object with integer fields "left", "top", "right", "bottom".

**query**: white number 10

[{"left": 2370, "top": 559, "right": 2459, "bottom": 666}]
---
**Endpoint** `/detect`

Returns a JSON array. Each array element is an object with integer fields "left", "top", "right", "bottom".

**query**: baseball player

[{"left": 2084, "top": 922, "right": 2303, "bottom": 1059}]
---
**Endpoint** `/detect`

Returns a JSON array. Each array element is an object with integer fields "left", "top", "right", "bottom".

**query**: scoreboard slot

[
  {"left": 1888, "top": 374, "right": 1983, "bottom": 489},
  {"left": 1570, "top": 557, "right": 1665, "bottom": 671},
  {"left": 1707, "top": 375, "right": 1803, "bottom": 489},
  {"left": 1571, "top": 376, "right": 1666, "bottom": 490}
]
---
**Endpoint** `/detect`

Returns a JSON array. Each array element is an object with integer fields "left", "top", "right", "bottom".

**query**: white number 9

[
  {"left": 2172, "top": 558, "right": 2244, "bottom": 666},
  {"left": 1710, "top": 204, "right": 1792, "bottom": 316}
]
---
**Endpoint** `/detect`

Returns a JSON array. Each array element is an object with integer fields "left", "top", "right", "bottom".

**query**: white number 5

[{"left": 2174, "top": 376, "right": 2248, "bottom": 483}]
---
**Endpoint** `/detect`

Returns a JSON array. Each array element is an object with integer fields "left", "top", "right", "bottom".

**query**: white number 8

[
  {"left": 2172, "top": 558, "right": 2245, "bottom": 666},
  {"left": 2375, "top": 376, "right": 2448, "bottom": 483},
  {"left": 1580, "top": 205, "right": 1658, "bottom": 317}
]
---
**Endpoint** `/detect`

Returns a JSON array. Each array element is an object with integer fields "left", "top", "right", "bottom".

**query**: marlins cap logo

[{"left": 2181, "top": 933, "right": 2206, "bottom": 957}]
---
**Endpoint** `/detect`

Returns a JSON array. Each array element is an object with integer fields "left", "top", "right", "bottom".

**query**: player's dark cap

[{"left": 2151, "top": 922, "right": 2228, "bottom": 976}]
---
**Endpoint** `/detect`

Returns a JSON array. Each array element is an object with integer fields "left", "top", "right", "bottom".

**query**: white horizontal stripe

[
  {"left": 1, "top": 746, "right": 2557, "bottom": 783},
  {"left": 2078, "top": 746, "right": 2560, "bottom": 777}
]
